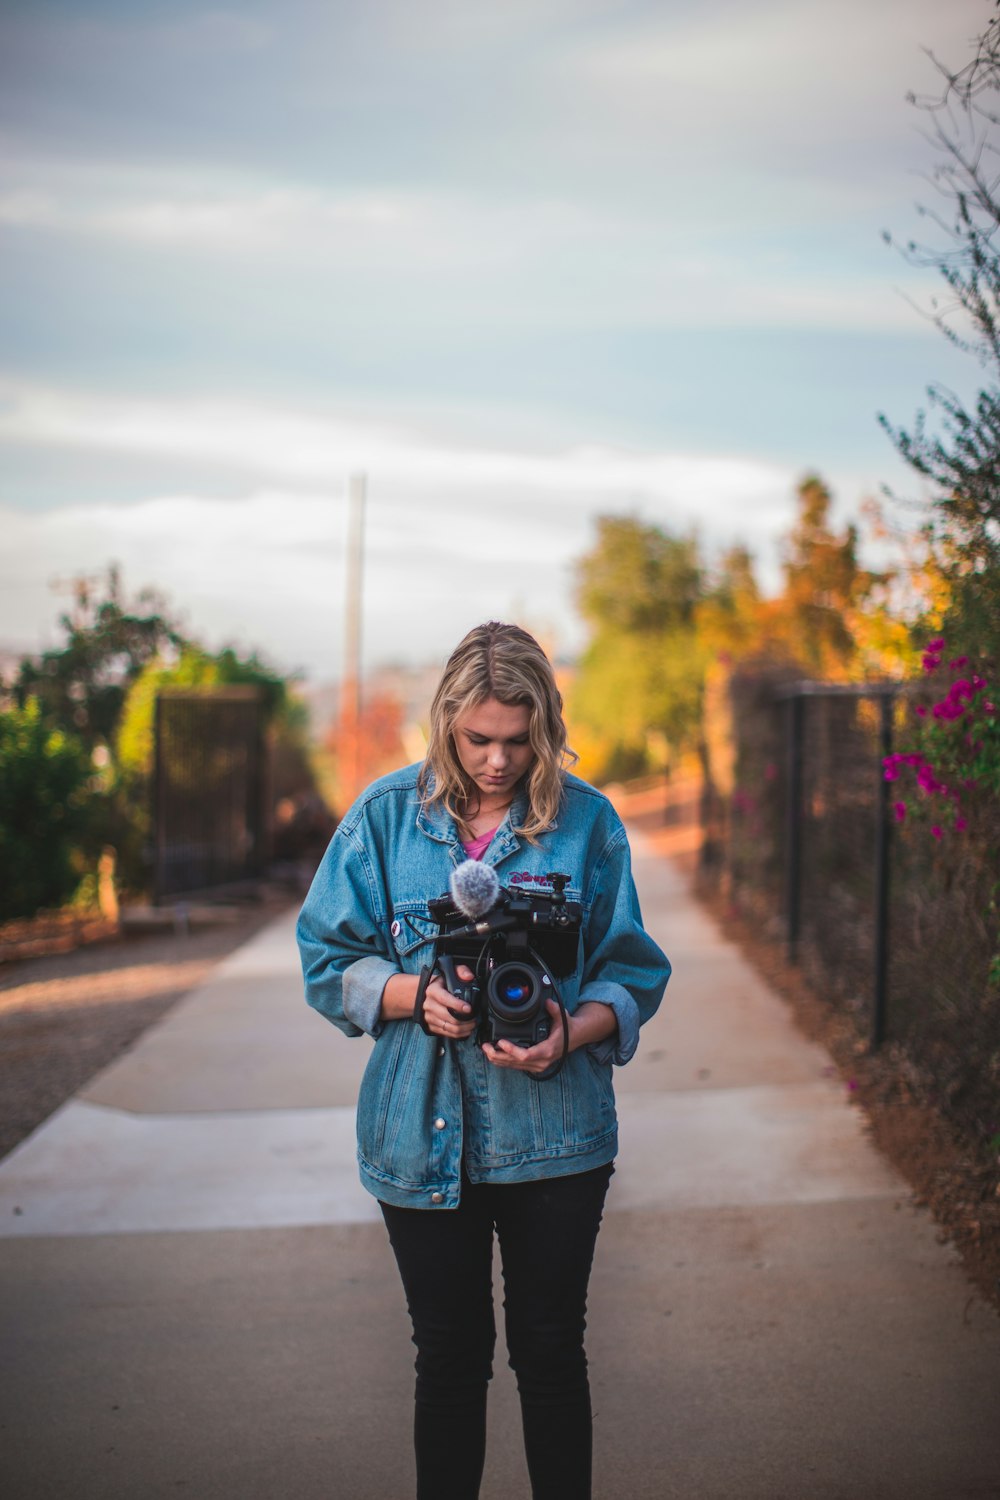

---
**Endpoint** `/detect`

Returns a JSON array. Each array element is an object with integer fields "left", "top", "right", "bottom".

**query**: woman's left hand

[{"left": 481, "top": 999, "right": 572, "bottom": 1076}]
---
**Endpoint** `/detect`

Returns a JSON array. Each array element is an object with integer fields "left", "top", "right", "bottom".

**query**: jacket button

[
  {"left": 431, "top": 1192, "right": 443, "bottom": 1204},
  {"left": 438, "top": 1046, "right": 445, "bottom": 1058},
  {"left": 434, "top": 1117, "right": 446, "bottom": 1130}
]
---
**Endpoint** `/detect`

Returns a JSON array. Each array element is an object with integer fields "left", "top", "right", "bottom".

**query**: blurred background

[
  {"left": 3, "top": 0, "right": 1000, "bottom": 1268},
  {"left": 0, "top": 0, "right": 995, "bottom": 901}
]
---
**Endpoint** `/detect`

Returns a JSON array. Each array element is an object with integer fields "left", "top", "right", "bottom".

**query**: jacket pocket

[{"left": 387, "top": 902, "right": 439, "bottom": 964}]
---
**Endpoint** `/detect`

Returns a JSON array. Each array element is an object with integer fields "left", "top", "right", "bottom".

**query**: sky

[{"left": 0, "top": 0, "right": 991, "bottom": 683}]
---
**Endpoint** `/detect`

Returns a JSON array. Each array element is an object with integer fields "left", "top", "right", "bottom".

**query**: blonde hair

[{"left": 418, "top": 622, "right": 577, "bottom": 843}]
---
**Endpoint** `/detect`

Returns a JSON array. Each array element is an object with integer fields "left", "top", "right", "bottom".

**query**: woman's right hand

[
  {"left": 380, "top": 966, "right": 477, "bottom": 1038},
  {"left": 420, "top": 966, "right": 477, "bottom": 1039}
]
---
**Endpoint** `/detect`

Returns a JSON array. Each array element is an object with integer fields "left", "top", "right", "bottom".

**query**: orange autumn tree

[{"left": 328, "top": 689, "right": 407, "bottom": 809}]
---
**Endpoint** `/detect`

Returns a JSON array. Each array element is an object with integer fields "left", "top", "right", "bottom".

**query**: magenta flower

[
  {"left": 917, "top": 763, "right": 944, "bottom": 794},
  {"left": 915, "top": 704, "right": 927, "bottom": 717},
  {"left": 948, "top": 656, "right": 969, "bottom": 670},
  {"left": 931, "top": 825, "right": 943, "bottom": 839},
  {"left": 955, "top": 816, "right": 968, "bottom": 832},
  {"left": 893, "top": 801, "right": 907, "bottom": 822},
  {"left": 928, "top": 638, "right": 945, "bottom": 651}
]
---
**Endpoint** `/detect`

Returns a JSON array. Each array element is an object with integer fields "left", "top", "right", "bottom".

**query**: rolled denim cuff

[
  {"left": 577, "top": 980, "right": 640, "bottom": 1066},
  {"left": 342, "top": 955, "right": 398, "bottom": 1039}
]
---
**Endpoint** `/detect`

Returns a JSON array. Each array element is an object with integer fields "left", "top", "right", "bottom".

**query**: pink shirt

[{"left": 461, "top": 826, "right": 499, "bottom": 861}]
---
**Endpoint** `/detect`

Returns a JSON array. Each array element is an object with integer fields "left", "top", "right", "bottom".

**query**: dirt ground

[
  {"left": 0, "top": 888, "right": 298, "bottom": 1163},
  {"left": 613, "top": 779, "right": 1000, "bottom": 1315}
]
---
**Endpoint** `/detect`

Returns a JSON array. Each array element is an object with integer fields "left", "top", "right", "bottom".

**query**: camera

[{"left": 427, "top": 872, "right": 581, "bottom": 1049}]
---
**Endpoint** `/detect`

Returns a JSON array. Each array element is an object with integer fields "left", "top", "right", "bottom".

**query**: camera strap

[
  {"left": 412, "top": 964, "right": 435, "bottom": 1036},
  {"left": 530, "top": 950, "right": 571, "bottom": 1082}
]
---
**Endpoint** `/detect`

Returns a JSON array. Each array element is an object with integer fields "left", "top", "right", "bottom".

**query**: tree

[
  {"left": 0, "top": 700, "right": 94, "bottom": 921},
  {"left": 576, "top": 516, "right": 702, "bottom": 634},
  {"left": 12, "top": 564, "right": 184, "bottom": 752},
  {"left": 769, "top": 475, "right": 883, "bottom": 678},
  {"left": 879, "top": 6, "right": 1000, "bottom": 661},
  {"left": 325, "top": 690, "right": 407, "bottom": 809},
  {"left": 570, "top": 517, "right": 706, "bottom": 781}
]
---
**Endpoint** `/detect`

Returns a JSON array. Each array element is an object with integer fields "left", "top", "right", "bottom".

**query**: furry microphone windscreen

[{"left": 450, "top": 860, "right": 501, "bottom": 919}]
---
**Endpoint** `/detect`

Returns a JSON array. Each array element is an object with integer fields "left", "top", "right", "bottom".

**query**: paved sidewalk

[{"left": 0, "top": 833, "right": 998, "bottom": 1499}]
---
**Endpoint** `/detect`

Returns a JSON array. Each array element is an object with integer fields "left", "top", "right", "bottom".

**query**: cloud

[
  {"left": 0, "top": 381, "right": 804, "bottom": 675},
  {"left": 0, "top": 152, "right": 940, "bottom": 334},
  {"left": 0, "top": 378, "right": 791, "bottom": 508}
]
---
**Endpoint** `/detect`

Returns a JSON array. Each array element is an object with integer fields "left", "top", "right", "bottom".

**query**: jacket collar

[{"left": 415, "top": 780, "right": 528, "bottom": 866}]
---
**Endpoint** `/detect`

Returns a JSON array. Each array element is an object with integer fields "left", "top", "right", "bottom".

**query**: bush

[{"left": 0, "top": 699, "right": 95, "bottom": 921}]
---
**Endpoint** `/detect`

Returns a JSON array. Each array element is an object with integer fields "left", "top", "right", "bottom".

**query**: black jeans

[{"left": 379, "top": 1161, "right": 614, "bottom": 1500}]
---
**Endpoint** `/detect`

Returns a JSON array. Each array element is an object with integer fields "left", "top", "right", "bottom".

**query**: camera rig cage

[
  {"left": 427, "top": 873, "right": 582, "bottom": 975},
  {"left": 412, "top": 874, "right": 583, "bottom": 1077}
]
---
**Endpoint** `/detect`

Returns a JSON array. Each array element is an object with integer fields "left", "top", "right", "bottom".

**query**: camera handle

[
  {"left": 413, "top": 951, "right": 479, "bottom": 1034},
  {"left": 437, "top": 953, "right": 479, "bottom": 1019}
]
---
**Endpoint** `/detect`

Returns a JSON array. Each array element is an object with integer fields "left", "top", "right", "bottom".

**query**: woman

[{"left": 297, "top": 621, "right": 670, "bottom": 1500}]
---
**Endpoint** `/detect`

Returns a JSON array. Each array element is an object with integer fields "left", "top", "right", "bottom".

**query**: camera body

[{"left": 428, "top": 873, "right": 581, "bottom": 1049}]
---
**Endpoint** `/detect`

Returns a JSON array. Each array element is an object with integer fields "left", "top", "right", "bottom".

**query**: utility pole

[{"left": 341, "top": 472, "right": 366, "bottom": 802}]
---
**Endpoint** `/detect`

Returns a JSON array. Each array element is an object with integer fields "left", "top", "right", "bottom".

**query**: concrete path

[{"left": 0, "top": 834, "right": 998, "bottom": 1499}]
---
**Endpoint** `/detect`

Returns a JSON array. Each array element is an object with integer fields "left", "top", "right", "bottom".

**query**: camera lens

[
  {"left": 488, "top": 962, "right": 542, "bottom": 1019},
  {"left": 500, "top": 971, "right": 533, "bottom": 1005}
]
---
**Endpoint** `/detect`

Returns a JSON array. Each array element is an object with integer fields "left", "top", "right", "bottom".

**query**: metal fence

[
  {"left": 701, "top": 672, "right": 1000, "bottom": 1153},
  {"left": 153, "top": 688, "right": 270, "bottom": 902}
]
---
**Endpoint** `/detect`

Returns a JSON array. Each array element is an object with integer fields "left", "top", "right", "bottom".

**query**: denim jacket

[{"left": 297, "top": 764, "right": 670, "bottom": 1209}]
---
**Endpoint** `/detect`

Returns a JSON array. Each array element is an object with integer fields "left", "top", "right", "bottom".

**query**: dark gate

[{"left": 153, "top": 688, "right": 270, "bottom": 902}]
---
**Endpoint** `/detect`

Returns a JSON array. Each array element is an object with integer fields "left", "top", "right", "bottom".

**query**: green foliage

[
  {"left": 111, "top": 641, "right": 309, "bottom": 893},
  {"left": 0, "top": 699, "right": 95, "bottom": 921},
  {"left": 570, "top": 517, "right": 707, "bottom": 781},
  {"left": 4, "top": 564, "right": 322, "bottom": 906},
  {"left": 12, "top": 564, "right": 184, "bottom": 752},
  {"left": 116, "top": 644, "right": 297, "bottom": 779},
  {"left": 576, "top": 517, "right": 702, "bottom": 633}
]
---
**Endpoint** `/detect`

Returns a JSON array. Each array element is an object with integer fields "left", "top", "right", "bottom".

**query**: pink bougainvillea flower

[
  {"left": 931, "top": 824, "right": 943, "bottom": 839},
  {"left": 917, "top": 763, "right": 944, "bottom": 794},
  {"left": 948, "top": 656, "right": 969, "bottom": 670},
  {"left": 915, "top": 704, "right": 927, "bottom": 717},
  {"left": 893, "top": 801, "right": 907, "bottom": 822},
  {"left": 927, "top": 638, "right": 945, "bottom": 651},
  {"left": 955, "top": 816, "right": 968, "bottom": 831}
]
